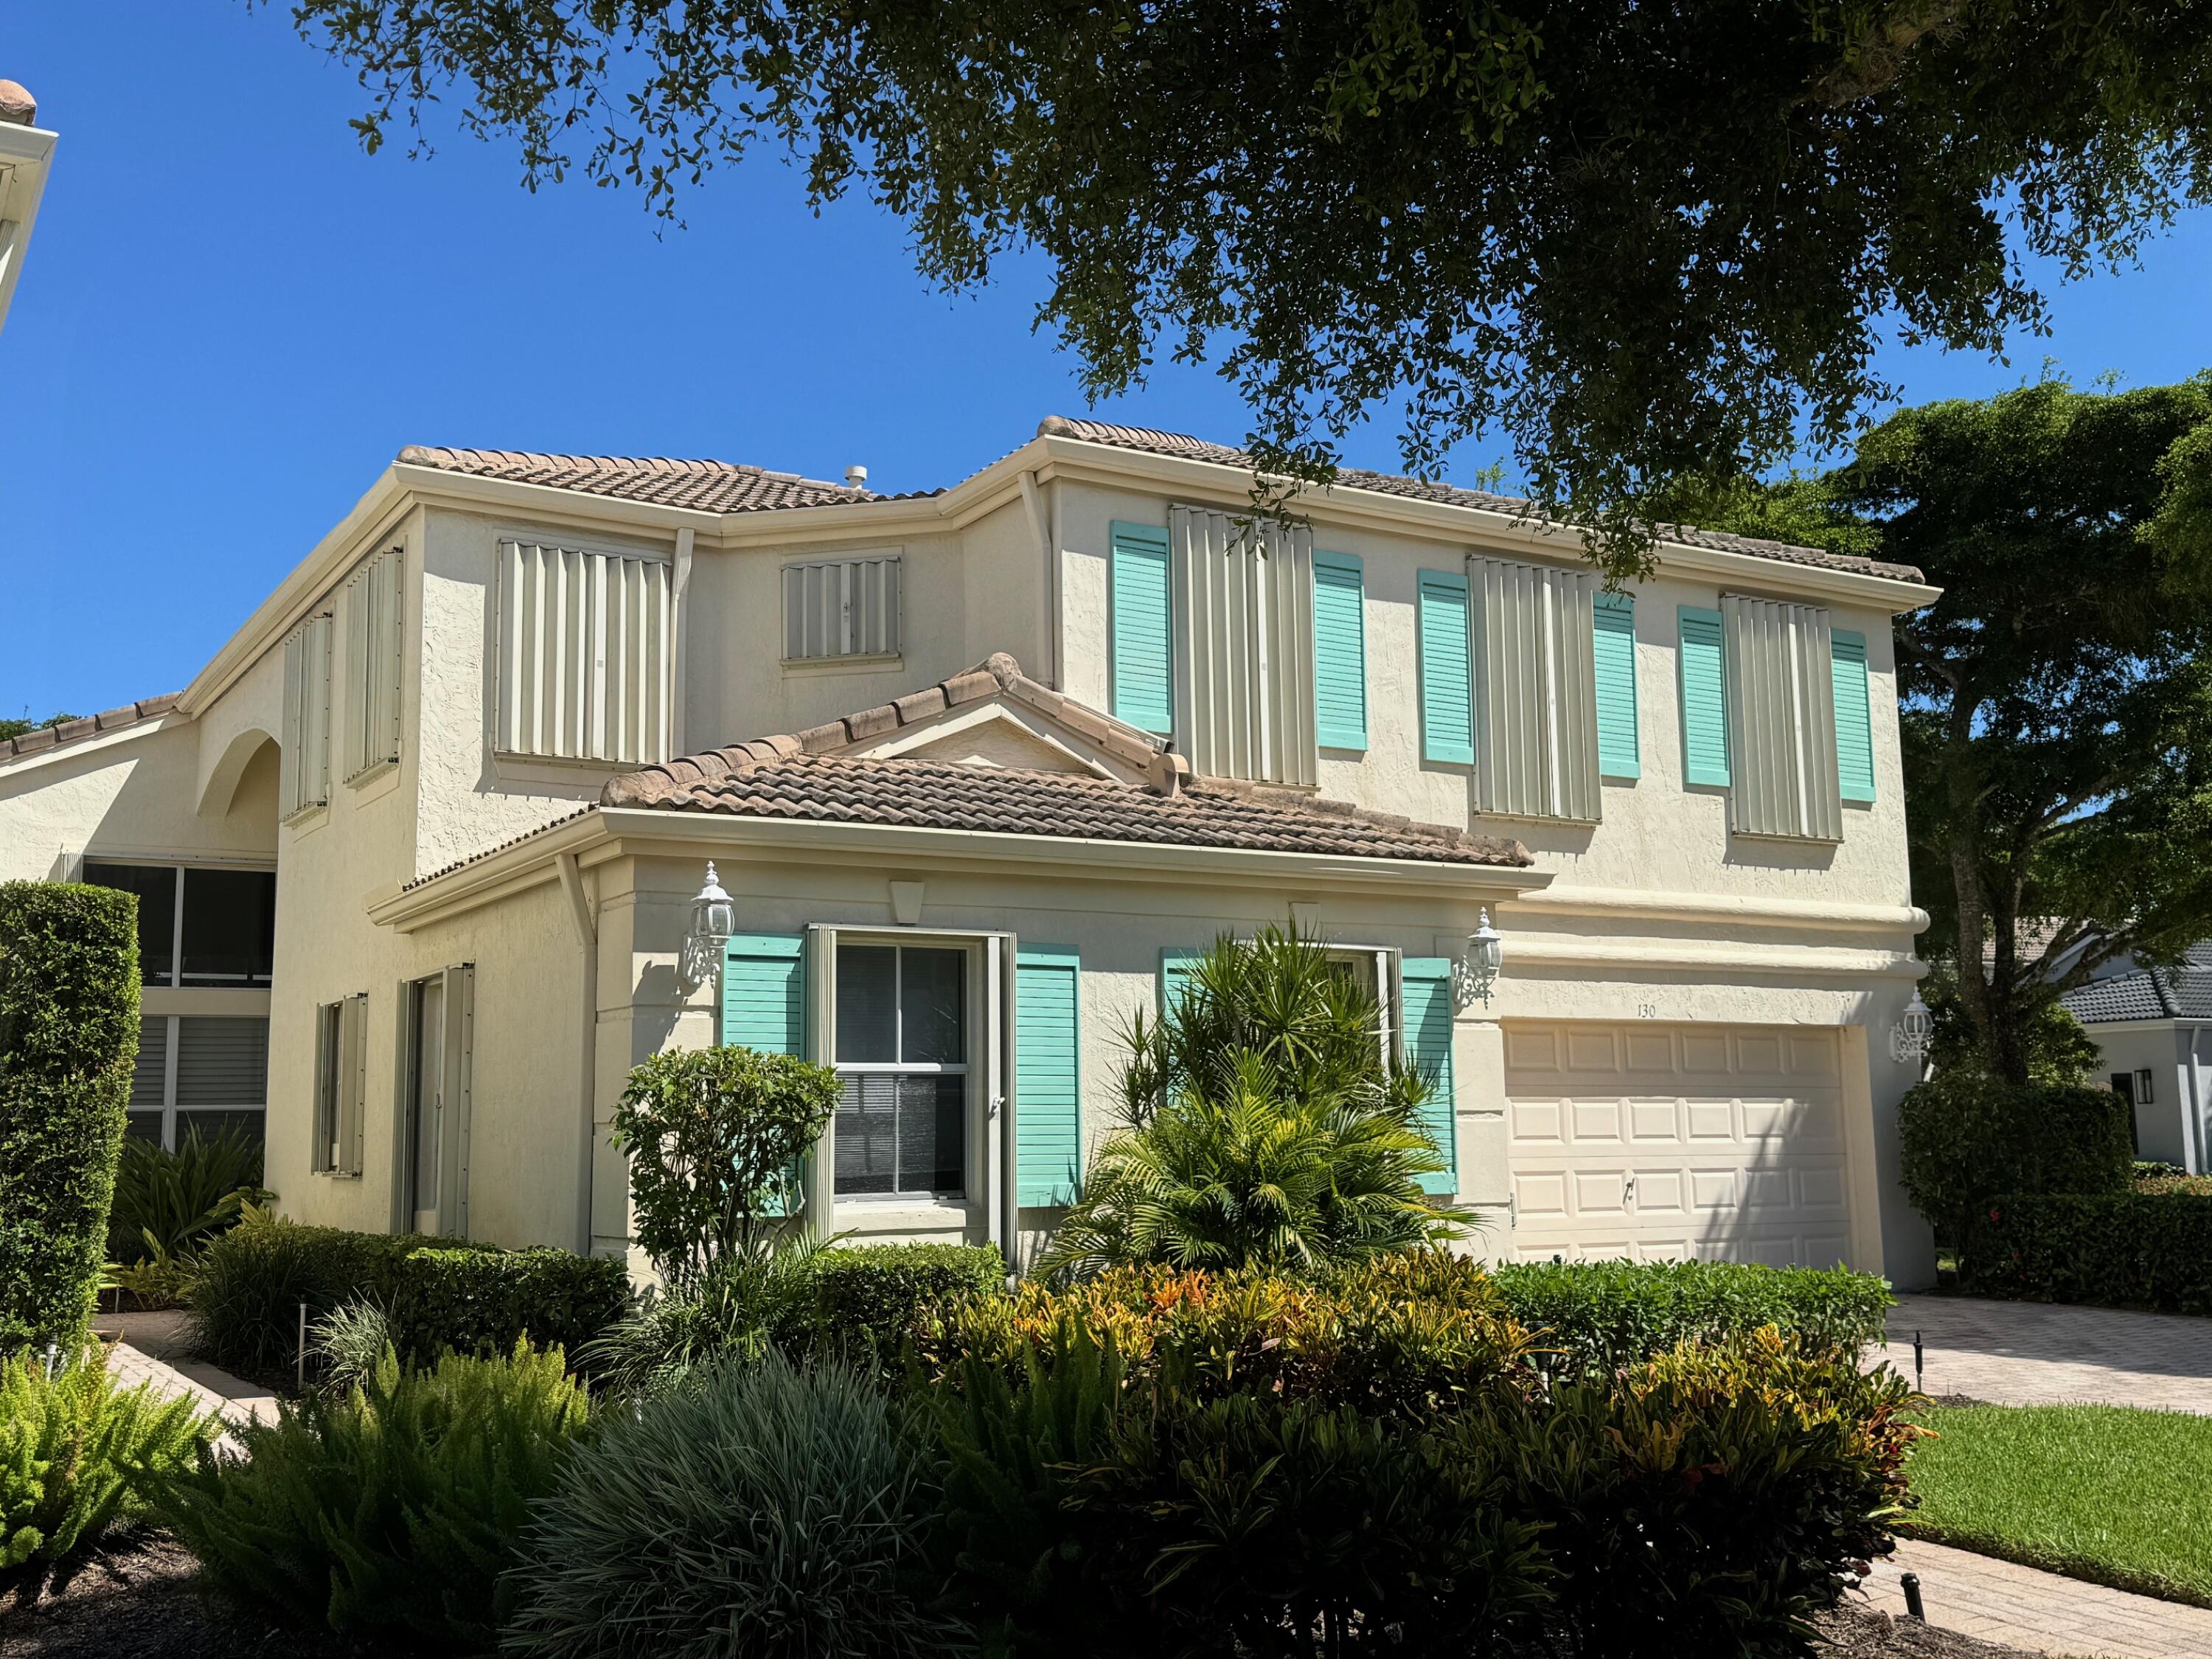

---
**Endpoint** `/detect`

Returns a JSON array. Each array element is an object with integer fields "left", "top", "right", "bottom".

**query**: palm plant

[{"left": 1037, "top": 924, "right": 1472, "bottom": 1281}]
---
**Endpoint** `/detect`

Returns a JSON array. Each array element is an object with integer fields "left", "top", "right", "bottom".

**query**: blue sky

[{"left": 6, "top": 3, "right": 2211, "bottom": 719}]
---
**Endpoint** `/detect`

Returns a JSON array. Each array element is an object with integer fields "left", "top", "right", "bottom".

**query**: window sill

[
  {"left": 282, "top": 804, "right": 328, "bottom": 836},
  {"left": 781, "top": 653, "right": 905, "bottom": 675},
  {"left": 344, "top": 759, "right": 401, "bottom": 803},
  {"left": 832, "top": 1197, "right": 975, "bottom": 1234}
]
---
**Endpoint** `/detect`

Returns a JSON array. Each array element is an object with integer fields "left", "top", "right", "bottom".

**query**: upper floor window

[
  {"left": 495, "top": 539, "right": 673, "bottom": 765},
  {"left": 1677, "top": 597, "right": 1874, "bottom": 841},
  {"left": 279, "top": 613, "right": 333, "bottom": 820},
  {"left": 783, "top": 554, "right": 901, "bottom": 662},
  {"left": 344, "top": 548, "right": 403, "bottom": 782},
  {"left": 83, "top": 861, "right": 276, "bottom": 987}
]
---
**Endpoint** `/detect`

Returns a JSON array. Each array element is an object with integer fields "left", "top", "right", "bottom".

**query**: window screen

[
  {"left": 175, "top": 1018, "right": 270, "bottom": 1106},
  {"left": 833, "top": 944, "right": 967, "bottom": 1197},
  {"left": 83, "top": 863, "right": 176, "bottom": 985},
  {"left": 181, "top": 869, "right": 276, "bottom": 987}
]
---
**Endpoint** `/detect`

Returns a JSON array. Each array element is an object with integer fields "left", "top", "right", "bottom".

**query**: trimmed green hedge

[
  {"left": 191, "top": 1217, "right": 627, "bottom": 1376},
  {"left": 1961, "top": 1192, "right": 2212, "bottom": 1313},
  {"left": 1490, "top": 1257, "right": 1893, "bottom": 1382},
  {"left": 772, "top": 1242, "right": 1004, "bottom": 1363},
  {"left": 0, "top": 881, "right": 141, "bottom": 1352},
  {"left": 1899, "top": 1074, "right": 2132, "bottom": 1242}
]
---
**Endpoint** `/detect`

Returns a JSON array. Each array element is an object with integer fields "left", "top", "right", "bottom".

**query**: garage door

[{"left": 1504, "top": 1022, "right": 1854, "bottom": 1267}]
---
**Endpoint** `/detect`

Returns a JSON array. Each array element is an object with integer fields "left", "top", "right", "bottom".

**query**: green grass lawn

[{"left": 1902, "top": 1403, "right": 2212, "bottom": 1606}]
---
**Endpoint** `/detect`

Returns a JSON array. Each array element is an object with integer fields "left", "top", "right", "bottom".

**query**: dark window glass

[
  {"left": 181, "top": 869, "right": 276, "bottom": 987},
  {"left": 176, "top": 1109, "right": 266, "bottom": 1147},
  {"left": 900, "top": 949, "right": 965, "bottom": 1063},
  {"left": 82, "top": 862, "right": 176, "bottom": 985},
  {"left": 835, "top": 945, "right": 898, "bottom": 1062},
  {"left": 175, "top": 1017, "right": 269, "bottom": 1105},
  {"left": 125, "top": 1112, "right": 165, "bottom": 1144},
  {"left": 833, "top": 1073, "right": 964, "bottom": 1197}
]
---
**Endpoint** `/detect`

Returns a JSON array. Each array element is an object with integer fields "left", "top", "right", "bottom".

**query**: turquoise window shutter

[
  {"left": 1312, "top": 551, "right": 1368, "bottom": 751},
  {"left": 1677, "top": 606, "right": 1731, "bottom": 787},
  {"left": 723, "top": 933, "right": 809, "bottom": 1218},
  {"left": 1401, "top": 959, "right": 1458, "bottom": 1196},
  {"left": 1419, "top": 571, "right": 1474, "bottom": 765},
  {"left": 1110, "top": 522, "right": 1174, "bottom": 735},
  {"left": 1016, "top": 947, "right": 1082, "bottom": 1208},
  {"left": 1158, "top": 947, "right": 1200, "bottom": 1021},
  {"left": 1832, "top": 630, "right": 1875, "bottom": 803},
  {"left": 1593, "top": 592, "right": 1641, "bottom": 779}
]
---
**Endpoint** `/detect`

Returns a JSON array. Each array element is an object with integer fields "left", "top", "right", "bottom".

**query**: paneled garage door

[{"left": 1504, "top": 1022, "right": 1854, "bottom": 1267}]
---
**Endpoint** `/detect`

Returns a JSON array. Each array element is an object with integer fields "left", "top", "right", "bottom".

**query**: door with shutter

[
  {"left": 1015, "top": 947, "right": 1081, "bottom": 1207},
  {"left": 1401, "top": 959, "right": 1458, "bottom": 1196}
]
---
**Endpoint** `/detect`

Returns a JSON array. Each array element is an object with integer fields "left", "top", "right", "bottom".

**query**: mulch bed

[{"left": 3, "top": 1533, "right": 2062, "bottom": 1659}]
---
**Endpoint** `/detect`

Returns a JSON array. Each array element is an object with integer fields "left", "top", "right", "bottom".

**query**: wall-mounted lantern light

[
  {"left": 1890, "top": 991, "right": 1933, "bottom": 1065},
  {"left": 1453, "top": 908, "right": 1504, "bottom": 1010},
  {"left": 681, "top": 861, "right": 735, "bottom": 992}
]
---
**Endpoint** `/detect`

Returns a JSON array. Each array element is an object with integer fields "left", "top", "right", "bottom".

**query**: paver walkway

[
  {"left": 1879, "top": 1293, "right": 2212, "bottom": 1413},
  {"left": 1860, "top": 1537, "right": 2212, "bottom": 1659},
  {"left": 91, "top": 1305, "right": 279, "bottom": 1444}
]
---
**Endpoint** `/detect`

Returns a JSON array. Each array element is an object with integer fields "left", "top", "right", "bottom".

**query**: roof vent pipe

[{"left": 844, "top": 464, "right": 869, "bottom": 490}]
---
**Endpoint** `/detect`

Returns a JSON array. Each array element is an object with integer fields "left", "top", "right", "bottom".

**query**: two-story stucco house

[{"left": 0, "top": 417, "right": 1941, "bottom": 1284}]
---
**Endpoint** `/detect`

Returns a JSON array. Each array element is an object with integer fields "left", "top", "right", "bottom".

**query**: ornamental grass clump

[
  {"left": 1038, "top": 924, "right": 1470, "bottom": 1281},
  {"left": 504, "top": 1349, "right": 964, "bottom": 1659}
]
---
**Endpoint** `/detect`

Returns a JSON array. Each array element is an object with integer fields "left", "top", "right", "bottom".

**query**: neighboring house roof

[
  {"left": 1, "top": 695, "right": 180, "bottom": 764},
  {"left": 396, "top": 418, "right": 1923, "bottom": 584},
  {"left": 2062, "top": 956, "right": 2212, "bottom": 1024},
  {"left": 403, "top": 655, "right": 1530, "bottom": 894}
]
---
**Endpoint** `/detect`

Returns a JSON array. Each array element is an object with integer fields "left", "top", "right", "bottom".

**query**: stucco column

[{"left": 1453, "top": 1012, "right": 1512, "bottom": 1262}]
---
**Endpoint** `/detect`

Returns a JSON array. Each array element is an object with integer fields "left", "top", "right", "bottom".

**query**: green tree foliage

[
  {"left": 1683, "top": 375, "right": 2212, "bottom": 1081},
  {"left": 0, "top": 713, "right": 81, "bottom": 742},
  {"left": 158, "top": 1340, "right": 591, "bottom": 1650},
  {"left": 1899, "top": 1076, "right": 2134, "bottom": 1244},
  {"left": 2, "top": 1343, "right": 214, "bottom": 1577},
  {"left": 264, "top": 1, "right": 2212, "bottom": 574},
  {"left": 1037, "top": 925, "right": 1470, "bottom": 1281},
  {"left": 611, "top": 1045, "right": 843, "bottom": 1284},
  {"left": 0, "top": 881, "right": 140, "bottom": 1352}
]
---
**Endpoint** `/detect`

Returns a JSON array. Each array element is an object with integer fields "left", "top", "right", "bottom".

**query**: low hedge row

[
  {"left": 1490, "top": 1256, "right": 1893, "bottom": 1381},
  {"left": 771, "top": 1241, "right": 1004, "bottom": 1363},
  {"left": 1961, "top": 1192, "right": 2212, "bottom": 1313},
  {"left": 191, "top": 1217, "right": 627, "bottom": 1376}
]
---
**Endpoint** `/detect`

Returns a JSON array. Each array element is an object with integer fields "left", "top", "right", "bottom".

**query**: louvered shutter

[
  {"left": 1401, "top": 959, "right": 1458, "bottom": 1196},
  {"left": 130, "top": 1017, "right": 169, "bottom": 1109},
  {"left": 1110, "top": 522, "right": 1174, "bottom": 734},
  {"left": 344, "top": 549, "right": 403, "bottom": 781},
  {"left": 724, "top": 933, "right": 808, "bottom": 1217},
  {"left": 1312, "top": 551, "right": 1368, "bottom": 751},
  {"left": 1016, "top": 946, "right": 1081, "bottom": 1207},
  {"left": 497, "top": 540, "right": 673, "bottom": 764},
  {"left": 1593, "top": 592, "right": 1640, "bottom": 779},
  {"left": 1158, "top": 947, "right": 1200, "bottom": 1023},
  {"left": 280, "top": 616, "right": 333, "bottom": 820},
  {"left": 1166, "top": 505, "right": 1318, "bottom": 785},
  {"left": 1722, "top": 596, "right": 1843, "bottom": 841},
  {"left": 1419, "top": 571, "right": 1474, "bottom": 765},
  {"left": 1832, "top": 630, "right": 1874, "bottom": 803},
  {"left": 1470, "top": 556, "right": 1602, "bottom": 821},
  {"left": 782, "top": 556, "right": 902, "bottom": 659},
  {"left": 1677, "top": 607, "right": 1731, "bottom": 787}
]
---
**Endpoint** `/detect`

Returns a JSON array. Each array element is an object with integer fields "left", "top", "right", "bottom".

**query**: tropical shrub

[
  {"left": 925, "top": 1252, "right": 1534, "bottom": 1416},
  {"left": 309, "top": 1298, "right": 395, "bottom": 1392},
  {"left": 1491, "top": 1256, "right": 1893, "bottom": 1382},
  {"left": 504, "top": 1351, "right": 963, "bottom": 1659},
  {"left": 157, "top": 1340, "right": 590, "bottom": 1649},
  {"left": 1899, "top": 1072, "right": 2132, "bottom": 1242},
  {"left": 105, "top": 1121, "right": 271, "bottom": 1268},
  {"left": 1039, "top": 925, "right": 1469, "bottom": 1281},
  {"left": 189, "top": 1213, "right": 624, "bottom": 1377},
  {"left": 0, "top": 880, "right": 140, "bottom": 1351},
  {"left": 612, "top": 1044, "right": 844, "bottom": 1284},
  {"left": 1961, "top": 1191, "right": 2212, "bottom": 1312},
  {"left": 579, "top": 1241, "right": 829, "bottom": 1400},
  {"left": 1, "top": 1343, "right": 213, "bottom": 1575}
]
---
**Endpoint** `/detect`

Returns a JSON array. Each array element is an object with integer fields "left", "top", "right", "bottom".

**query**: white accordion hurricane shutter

[
  {"left": 496, "top": 540, "right": 674, "bottom": 765},
  {"left": 1722, "top": 594, "right": 1843, "bottom": 841},
  {"left": 1470, "top": 555, "right": 1602, "bottom": 822},
  {"left": 1166, "top": 504, "right": 1317, "bottom": 786},
  {"left": 1504, "top": 1022, "right": 1855, "bottom": 1268}
]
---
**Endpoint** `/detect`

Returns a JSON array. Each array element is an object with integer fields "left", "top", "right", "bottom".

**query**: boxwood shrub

[
  {"left": 1961, "top": 1192, "right": 2212, "bottom": 1312},
  {"left": 773, "top": 1242, "right": 1005, "bottom": 1364},
  {"left": 190, "top": 1215, "right": 626, "bottom": 1377},
  {"left": 1899, "top": 1073, "right": 2132, "bottom": 1243},
  {"left": 0, "top": 881, "right": 140, "bottom": 1352},
  {"left": 1490, "top": 1256, "right": 1893, "bottom": 1382}
]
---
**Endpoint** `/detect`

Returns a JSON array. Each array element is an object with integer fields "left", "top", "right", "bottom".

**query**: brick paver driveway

[
  {"left": 1880, "top": 1293, "right": 2212, "bottom": 1413},
  {"left": 1860, "top": 1538, "right": 2212, "bottom": 1659}
]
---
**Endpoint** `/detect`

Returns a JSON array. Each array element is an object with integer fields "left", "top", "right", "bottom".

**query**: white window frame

[
  {"left": 782, "top": 552, "right": 902, "bottom": 664},
  {"left": 830, "top": 938, "right": 974, "bottom": 1203},
  {"left": 128, "top": 1015, "right": 270, "bottom": 1152},
  {"left": 312, "top": 994, "right": 367, "bottom": 1178}
]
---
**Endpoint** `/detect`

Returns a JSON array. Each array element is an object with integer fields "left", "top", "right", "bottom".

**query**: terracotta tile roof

[
  {"left": 1, "top": 695, "right": 180, "bottom": 765},
  {"left": 602, "top": 655, "right": 1529, "bottom": 869},
  {"left": 1036, "top": 416, "right": 1927, "bottom": 584},
  {"left": 394, "top": 445, "right": 942, "bottom": 515}
]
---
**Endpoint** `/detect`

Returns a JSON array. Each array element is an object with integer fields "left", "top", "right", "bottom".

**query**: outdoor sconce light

[
  {"left": 1890, "top": 991, "right": 1933, "bottom": 1065},
  {"left": 1453, "top": 908, "right": 1504, "bottom": 1011},
  {"left": 681, "top": 861, "right": 736, "bottom": 991}
]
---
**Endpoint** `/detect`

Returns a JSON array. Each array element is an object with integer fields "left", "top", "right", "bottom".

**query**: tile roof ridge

[
  {"left": 600, "top": 653, "right": 1169, "bottom": 807},
  {"left": 1, "top": 695, "right": 182, "bottom": 764},
  {"left": 395, "top": 443, "right": 865, "bottom": 498}
]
